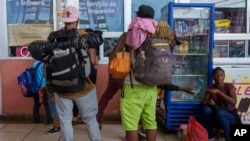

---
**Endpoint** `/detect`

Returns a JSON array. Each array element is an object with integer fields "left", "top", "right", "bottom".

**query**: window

[
  {"left": 187, "top": 0, "right": 250, "bottom": 62},
  {"left": 188, "top": 0, "right": 246, "bottom": 33},
  {"left": 88, "top": 0, "right": 126, "bottom": 64},
  {"left": 214, "top": 40, "right": 248, "bottom": 58},
  {"left": 215, "top": 5, "right": 246, "bottom": 33}
]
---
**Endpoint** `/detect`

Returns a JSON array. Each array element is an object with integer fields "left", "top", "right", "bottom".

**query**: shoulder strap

[
  {"left": 116, "top": 32, "right": 127, "bottom": 52},
  {"left": 109, "top": 32, "right": 127, "bottom": 60}
]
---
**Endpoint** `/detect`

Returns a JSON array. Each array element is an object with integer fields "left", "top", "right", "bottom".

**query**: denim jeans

[
  {"left": 47, "top": 98, "right": 58, "bottom": 118},
  {"left": 202, "top": 106, "right": 236, "bottom": 141}
]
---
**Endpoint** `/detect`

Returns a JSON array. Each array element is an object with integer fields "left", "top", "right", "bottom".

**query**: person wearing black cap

[
  {"left": 121, "top": 5, "right": 197, "bottom": 141},
  {"left": 120, "top": 5, "right": 158, "bottom": 141},
  {"left": 136, "top": 5, "right": 155, "bottom": 19}
]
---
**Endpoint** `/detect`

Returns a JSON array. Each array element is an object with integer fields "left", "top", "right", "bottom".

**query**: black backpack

[{"left": 44, "top": 28, "right": 90, "bottom": 93}]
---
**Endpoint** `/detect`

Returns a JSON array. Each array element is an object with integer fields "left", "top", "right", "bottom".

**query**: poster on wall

[
  {"left": 131, "top": 0, "right": 174, "bottom": 20},
  {"left": 7, "top": 0, "right": 53, "bottom": 24},
  {"left": 224, "top": 67, "right": 250, "bottom": 124},
  {"left": 78, "top": 0, "right": 124, "bottom": 32},
  {"left": 7, "top": 0, "right": 53, "bottom": 57}
]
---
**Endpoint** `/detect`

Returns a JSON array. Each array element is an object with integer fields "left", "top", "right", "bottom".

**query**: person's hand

[
  {"left": 206, "top": 89, "right": 220, "bottom": 95},
  {"left": 183, "top": 87, "right": 196, "bottom": 94},
  {"left": 208, "top": 99, "right": 216, "bottom": 106},
  {"left": 159, "top": 90, "right": 165, "bottom": 100}
]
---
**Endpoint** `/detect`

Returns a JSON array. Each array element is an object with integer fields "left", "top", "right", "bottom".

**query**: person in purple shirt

[{"left": 202, "top": 67, "right": 241, "bottom": 141}]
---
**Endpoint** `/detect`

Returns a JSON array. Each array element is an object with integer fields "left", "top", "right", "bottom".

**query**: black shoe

[{"left": 46, "top": 127, "right": 60, "bottom": 135}]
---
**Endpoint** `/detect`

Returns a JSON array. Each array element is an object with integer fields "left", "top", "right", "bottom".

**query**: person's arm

[
  {"left": 178, "top": 86, "right": 196, "bottom": 94},
  {"left": 206, "top": 84, "right": 237, "bottom": 105},
  {"left": 158, "top": 84, "right": 196, "bottom": 94},
  {"left": 202, "top": 91, "right": 210, "bottom": 106},
  {"left": 158, "top": 84, "right": 179, "bottom": 91},
  {"left": 88, "top": 48, "right": 98, "bottom": 65}
]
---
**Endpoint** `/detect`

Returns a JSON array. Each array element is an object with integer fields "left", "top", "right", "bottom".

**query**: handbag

[
  {"left": 108, "top": 33, "right": 130, "bottom": 78},
  {"left": 109, "top": 49, "right": 130, "bottom": 78}
]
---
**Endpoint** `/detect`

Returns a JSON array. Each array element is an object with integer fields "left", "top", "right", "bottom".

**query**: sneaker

[{"left": 46, "top": 127, "right": 60, "bottom": 135}]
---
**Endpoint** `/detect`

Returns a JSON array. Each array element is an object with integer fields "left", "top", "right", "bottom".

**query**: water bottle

[
  {"left": 194, "top": 37, "right": 199, "bottom": 53},
  {"left": 136, "top": 51, "right": 146, "bottom": 67},
  {"left": 189, "top": 37, "right": 194, "bottom": 53}
]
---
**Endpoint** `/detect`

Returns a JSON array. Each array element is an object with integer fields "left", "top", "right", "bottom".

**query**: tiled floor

[
  {"left": 0, "top": 122, "right": 225, "bottom": 141},
  {"left": 0, "top": 122, "right": 176, "bottom": 141}
]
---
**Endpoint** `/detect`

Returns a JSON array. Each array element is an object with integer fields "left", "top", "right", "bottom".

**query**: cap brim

[{"left": 59, "top": 17, "right": 78, "bottom": 23}]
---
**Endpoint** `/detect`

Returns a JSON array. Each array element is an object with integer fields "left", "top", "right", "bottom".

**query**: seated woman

[{"left": 202, "top": 67, "right": 241, "bottom": 141}]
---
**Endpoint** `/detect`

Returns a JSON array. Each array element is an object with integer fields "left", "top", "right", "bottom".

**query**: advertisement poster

[
  {"left": 224, "top": 67, "right": 250, "bottom": 124},
  {"left": 7, "top": 0, "right": 53, "bottom": 54},
  {"left": 78, "top": 0, "right": 124, "bottom": 32},
  {"left": 7, "top": 0, "right": 53, "bottom": 24},
  {"left": 7, "top": 0, "right": 124, "bottom": 32}
]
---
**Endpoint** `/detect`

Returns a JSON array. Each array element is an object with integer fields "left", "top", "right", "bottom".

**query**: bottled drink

[
  {"left": 194, "top": 37, "right": 200, "bottom": 53},
  {"left": 174, "top": 20, "right": 179, "bottom": 33},
  {"left": 189, "top": 37, "right": 194, "bottom": 53},
  {"left": 178, "top": 20, "right": 183, "bottom": 33},
  {"left": 136, "top": 50, "right": 146, "bottom": 67}
]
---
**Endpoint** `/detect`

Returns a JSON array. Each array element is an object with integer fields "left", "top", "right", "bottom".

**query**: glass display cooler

[{"left": 156, "top": 2, "right": 215, "bottom": 131}]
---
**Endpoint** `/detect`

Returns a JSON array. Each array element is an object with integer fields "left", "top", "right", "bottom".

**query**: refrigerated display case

[{"left": 156, "top": 2, "right": 215, "bottom": 131}]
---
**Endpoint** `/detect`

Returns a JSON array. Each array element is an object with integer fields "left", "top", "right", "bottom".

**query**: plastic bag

[{"left": 184, "top": 116, "right": 208, "bottom": 141}]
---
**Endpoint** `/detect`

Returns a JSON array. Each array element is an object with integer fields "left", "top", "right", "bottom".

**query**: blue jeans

[
  {"left": 55, "top": 86, "right": 101, "bottom": 141},
  {"left": 202, "top": 106, "right": 236, "bottom": 141},
  {"left": 47, "top": 98, "right": 58, "bottom": 118}
]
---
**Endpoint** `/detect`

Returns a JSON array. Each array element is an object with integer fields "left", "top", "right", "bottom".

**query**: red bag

[{"left": 184, "top": 116, "right": 208, "bottom": 141}]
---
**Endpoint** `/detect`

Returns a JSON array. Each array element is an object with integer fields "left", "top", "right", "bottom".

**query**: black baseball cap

[{"left": 136, "top": 5, "right": 154, "bottom": 19}]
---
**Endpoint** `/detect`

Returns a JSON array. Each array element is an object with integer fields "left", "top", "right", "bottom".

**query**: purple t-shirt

[{"left": 207, "top": 83, "right": 236, "bottom": 110}]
